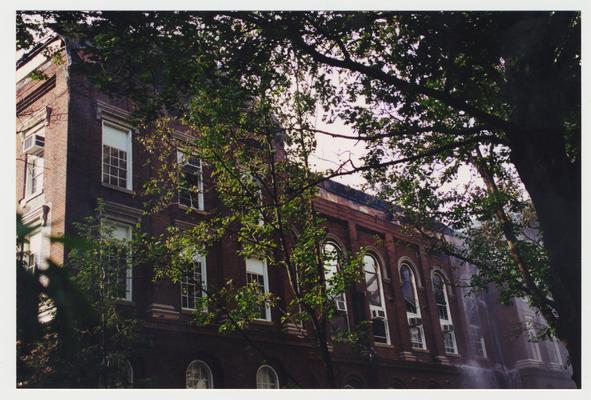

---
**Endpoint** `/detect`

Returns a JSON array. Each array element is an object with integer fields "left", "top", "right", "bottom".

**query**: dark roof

[
  {"left": 319, "top": 179, "right": 455, "bottom": 235},
  {"left": 318, "top": 179, "right": 390, "bottom": 212}
]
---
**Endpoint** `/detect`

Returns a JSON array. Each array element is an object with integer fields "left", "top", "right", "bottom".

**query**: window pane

[
  {"left": 256, "top": 366, "right": 278, "bottom": 389},
  {"left": 401, "top": 266, "right": 417, "bottom": 314},
  {"left": 178, "top": 150, "right": 203, "bottom": 210},
  {"left": 247, "top": 272, "right": 267, "bottom": 319},
  {"left": 410, "top": 325, "right": 424, "bottom": 349},
  {"left": 372, "top": 318, "right": 388, "bottom": 343},
  {"left": 364, "top": 256, "right": 381, "bottom": 307},
  {"left": 103, "top": 145, "right": 128, "bottom": 189},
  {"left": 181, "top": 258, "right": 204, "bottom": 310},
  {"left": 186, "top": 361, "right": 212, "bottom": 388}
]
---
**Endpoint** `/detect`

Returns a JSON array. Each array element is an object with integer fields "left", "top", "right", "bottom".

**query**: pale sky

[{"left": 311, "top": 118, "right": 368, "bottom": 190}]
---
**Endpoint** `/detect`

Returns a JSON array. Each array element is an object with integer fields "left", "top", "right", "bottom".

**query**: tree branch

[{"left": 231, "top": 13, "right": 515, "bottom": 133}]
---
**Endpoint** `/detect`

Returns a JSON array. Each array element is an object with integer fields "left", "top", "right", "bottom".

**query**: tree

[
  {"left": 17, "top": 206, "right": 148, "bottom": 388},
  {"left": 129, "top": 70, "right": 368, "bottom": 387},
  {"left": 16, "top": 10, "right": 580, "bottom": 386}
]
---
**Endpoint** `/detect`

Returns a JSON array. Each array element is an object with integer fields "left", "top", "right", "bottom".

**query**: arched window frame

[
  {"left": 323, "top": 239, "right": 348, "bottom": 313},
  {"left": 186, "top": 360, "right": 214, "bottom": 389},
  {"left": 363, "top": 252, "right": 390, "bottom": 345},
  {"left": 432, "top": 269, "right": 458, "bottom": 354},
  {"left": 106, "top": 356, "right": 134, "bottom": 388},
  {"left": 256, "top": 364, "right": 279, "bottom": 389},
  {"left": 398, "top": 259, "right": 426, "bottom": 350}
]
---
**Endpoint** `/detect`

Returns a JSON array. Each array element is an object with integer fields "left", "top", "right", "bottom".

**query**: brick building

[{"left": 16, "top": 37, "right": 575, "bottom": 389}]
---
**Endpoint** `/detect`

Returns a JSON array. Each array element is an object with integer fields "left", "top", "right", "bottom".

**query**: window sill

[
  {"left": 411, "top": 347, "right": 429, "bottom": 353},
  {"left": 21, "top": 190, "right": 44, "bottom": 205},
  {"left": 178, "top": 203, "right": 207, "bottom": 214},
  {"left": 250, "top": 319, "right": 273, "bottom": 326},
  {"left": 102, "top": 182, "right": 135, "bottom": 195},
  {"left": 374, "top": 342, "right": 393, "bottom": 349},
  {"left": 115, "top": 299, "right": 135, "bottom": 306},
  {"left": 445, "top": 352, "right": 461, "bottom": 357},
  {"left": 181, "top": 307, "right": 208, "bottom": 315}
]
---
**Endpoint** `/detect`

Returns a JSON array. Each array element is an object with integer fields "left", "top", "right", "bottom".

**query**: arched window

[
  {"left": 107, "top": 357, "right": 133, "bottom": 388},
  {"left": 256, "top": 365, "right": 279, "bottom": 389},
  {"left": 323, "top": 241, "right": 349, "bottom": 333},
  {"left": 399, "top": 263, "right": 426, "bottom": 349},
  {"left": 363, "top": 254, "right": 390, "bottom": 344},
  {"left": 186, "top": 360, "right": 214, "bottom": 388},
  {"left": 432, "top": 271, "right": 457, "bottom": 354}
]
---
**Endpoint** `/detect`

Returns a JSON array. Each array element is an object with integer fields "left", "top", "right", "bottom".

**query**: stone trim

[
  {"left": 146, "top": 303, "right": 180, "bottom": 320},
  {"left": 96, "top": 99, "right": 131, "bottom": 127},
  {"left": 102, "top": 200, "right": 143, "bottom": 225}
]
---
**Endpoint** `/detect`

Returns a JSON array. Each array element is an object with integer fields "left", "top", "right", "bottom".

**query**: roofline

[{"left": 16, "top": 35, "right": 61, "bottom": 69}]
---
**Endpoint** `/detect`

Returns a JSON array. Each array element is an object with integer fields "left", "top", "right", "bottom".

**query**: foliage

[
  {"left": 16, "top": 10, "right": 580, "bottom": 386},
  {"left": 17, "top": 205, "right": 148, "bottom": 388}
]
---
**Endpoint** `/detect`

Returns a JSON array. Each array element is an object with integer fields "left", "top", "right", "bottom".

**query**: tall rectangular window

[
  {"left": 245, "top": 258, "right": 271, "bottom": 321},
  {"left": 24, "top": 154, "right": 44, "bottom": 199},
  {"left": 364, "top": 254, "right": 390, "bottom": 345},
  {"left": 470, "top": 326, "right": 487, "bottom": 358},
  {"left": 432, "top": 272, "right": 457, "bottom": 354},
  {"left": 400, "top": 263, "right": 426, "bottom": 350},
  {"left": 104, "top": 222, "right": 133, "bottom": 301},
  {"left": 323, "top": 242, "right": 350, "bottom": 334},
  {"left": 102, "top": 121, "right": 132, "bottom": 190},
  {"left": 23, "top": 230, "right": 43, "bottom": 273},
  {"left": 525, "top": 317, "right": 542, "bottom": 361},
  {"left": 548, "top": 338, "right": 563, "bottom": 366},
  {"left": 181, "top": 254, "right": 207, "bottom": 309},
  {"left": 465, "top": 294, "right": 487, "bottom": 358},
  {"left": 177, "top": 150, "right": 204, "bottom": 210}
]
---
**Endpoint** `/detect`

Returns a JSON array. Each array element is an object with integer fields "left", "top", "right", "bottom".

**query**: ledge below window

[
  {"left": 411, "top": 347, "right": 430, "bottom": 353},
  {"left": 250, "top": 319, "right": 274, "bottom": 326},
  {"left": 115, "top": 299, "right": 135, "bottom": 306},
  {"left": 177, "top": 203, "right": 208, "bottom": 214},
  {"left": 20, "top": 190, "right": 44, "bottom": 207},
  {"left": 374, "top": 342, "right": 394, "bottom": 349},
  {"left": 102, "top": 182, "right": 135, "bottom": 195}
]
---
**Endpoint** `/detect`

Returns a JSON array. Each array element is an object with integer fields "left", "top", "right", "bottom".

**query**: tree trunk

[
  {"left": 508, "top": 127, "right": 581, "bottom": 388},
  {"left": 308, "top": 314, "right": 336, "bottom": 388}
]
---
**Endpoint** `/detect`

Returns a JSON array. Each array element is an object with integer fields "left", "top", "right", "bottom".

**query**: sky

[{"left": 311, "top": 116, "right": 367, "bottom": 190}]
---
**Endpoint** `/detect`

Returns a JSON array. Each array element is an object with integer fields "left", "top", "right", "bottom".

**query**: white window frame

[
  {"left": 103, "top": 220, "right": 133, "bottom": 302},
  {"left": 177, "top": 149, "right": 204, "bottom": 210},
  {"left": 464, "top": 292, "right": 487, "bottom": 359},
  {"left": 323, "top": 242, "right": 348, "bottom": 312},
  {"left": 256, "top": 365, "right": 279, "bottom": 389},
  {"left": 246, "top": 258, "right": 271, "bottom": 321},
  {"left": 524, "top": 316, "right": 542, "bottom": 361},
  {"left": 22, "top": 125, "right": 46, "bottom": 201},
  {"left": 399, "top": 263, "right": 427, "bottom": 350},
  {"left": 363, "top": 254, "right": 390, "bottom": 345},
  {"left": 24, "top": 153, "right": 44, "bottom": 200},
  {"left": 181, "top": 253, "right": 207, "bottom": 310},
  {"left": 548, "top": 338, "right": 563, "bottom": 366},
  {"left": 102, "top": 119, "right": 133, "bottom": 191},
  {"left": 186, "top": 360, "right": 214, "bottom": 389},
  {"left": 432, "top": 271, "right": 458, "bottom": 354},
  {"left": 23, "top": 229, "right": 43, "bottom": 273}
]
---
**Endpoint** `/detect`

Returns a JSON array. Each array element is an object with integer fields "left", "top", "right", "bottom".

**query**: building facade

[{"left": 16, "top": 37, "right": 575, "bottom": 389}]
